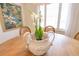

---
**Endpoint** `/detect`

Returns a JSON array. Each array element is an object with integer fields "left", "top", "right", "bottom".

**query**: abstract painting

[{"left": 0, "top": 3, "right": 22, "bottom": 31}]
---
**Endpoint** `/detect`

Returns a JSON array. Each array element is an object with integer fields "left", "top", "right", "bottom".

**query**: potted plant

[{"left": 25, "top": 9, "right": 54, "bottom": 55}]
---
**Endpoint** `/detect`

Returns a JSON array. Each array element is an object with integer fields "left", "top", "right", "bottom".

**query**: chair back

[
  {"left": 19, "top": 26, "right": 31, "bottom": 36},
  {"left": 74, "top": 32, "right": 79, "bottom": 40},
  {"left": 44, "top": 26, "right": 55, "bottom": 33}
]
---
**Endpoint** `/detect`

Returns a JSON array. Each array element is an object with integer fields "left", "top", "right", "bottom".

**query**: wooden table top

[{"left": 0, "top": 33, "right": 79, "bottom": 56}]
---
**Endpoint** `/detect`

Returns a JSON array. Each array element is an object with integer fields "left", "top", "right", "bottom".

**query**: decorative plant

[
  {"left": 35, "top": 16, "right": 43, "bottom": 40},
  {"left": 30, "top": 9, "right": 44, "bottom": 40}
]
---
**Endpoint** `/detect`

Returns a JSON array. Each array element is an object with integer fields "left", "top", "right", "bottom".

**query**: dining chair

[
  {"left": 19, "top": 26, "right": 31, "bottom": 45},
  {"left": 44, "top": 26, "right": 55, "bottom": 33},
  {"left": 74, "top": 32, "right": 79, "bottom": 40},
  {"left": 19, "top": 26, "right": 31, "bottom": 37},
  {"left": 44, "top": 26, "right": 55, "bottom": 46}
]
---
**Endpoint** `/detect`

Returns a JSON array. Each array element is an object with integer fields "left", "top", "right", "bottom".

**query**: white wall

[
  {"left": 0, "top": 29, "right": 19, "bottom": 44},
  {"left": 0, "top": 21, "right": 19, "bottom": 44}
]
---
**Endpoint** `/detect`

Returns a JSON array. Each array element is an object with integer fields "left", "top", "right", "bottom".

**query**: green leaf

[{"left": 35, "top": 26, "right": 43, "bottom": 40}]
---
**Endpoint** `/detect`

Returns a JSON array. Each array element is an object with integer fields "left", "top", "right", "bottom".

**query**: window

[
  {"left": 39, "top": 3, "right": 70, "bottom": 32},
  {"left": 46, "top": 3, "right": 59, "bottom": 28},
  {"left": 59, "top": 4, "right": 70, "bottom": 30}
]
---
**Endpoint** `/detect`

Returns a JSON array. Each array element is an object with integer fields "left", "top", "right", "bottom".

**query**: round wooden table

[
  {"left": 46, "top": 33, "right": 79, "bottom": 56},
  {"left": 0, "top": 33, "right": 79, "bottom": 56}
]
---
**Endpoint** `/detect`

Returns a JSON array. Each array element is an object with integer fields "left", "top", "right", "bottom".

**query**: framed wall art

[{"left": 0, "top": 3, "right": 22, "bottom": 31}]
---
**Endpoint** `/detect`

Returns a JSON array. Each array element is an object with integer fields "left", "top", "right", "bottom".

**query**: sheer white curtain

[{"left": 64, "top": 4, "right": 79, "bottom": 38}]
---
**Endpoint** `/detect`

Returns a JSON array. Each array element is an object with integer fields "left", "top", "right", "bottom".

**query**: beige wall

[{"left": 21, "top": 4, "right": 38, "bottom": 32}]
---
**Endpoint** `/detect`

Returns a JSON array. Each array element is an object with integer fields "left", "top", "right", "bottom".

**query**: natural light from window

[
  {"left": 46, "top": 4, "right": 59, "bottom": 28},
  {"left": 60, "top": 4, "right": 70, "bottom": 30},
  {"left": 39, "top": 3, "right": 70, "bottom": 31}
]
